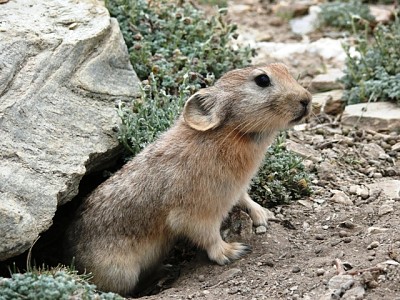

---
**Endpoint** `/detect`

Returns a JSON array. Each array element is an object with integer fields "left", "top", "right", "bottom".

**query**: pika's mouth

[{"left": 290, "top": 107, "right": 310, "bottom": 124}]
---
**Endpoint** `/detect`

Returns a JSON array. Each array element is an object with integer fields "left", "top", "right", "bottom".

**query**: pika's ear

[{"left": 183, "top": 90, "right": 222, "bottom": 131}]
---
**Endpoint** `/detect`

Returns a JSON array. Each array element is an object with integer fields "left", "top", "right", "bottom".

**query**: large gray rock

[{"left": 0, "top": 0, "right": 140, "bottom": 260}]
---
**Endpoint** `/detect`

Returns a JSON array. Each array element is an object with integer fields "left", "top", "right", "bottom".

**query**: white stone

[
  {"left": 290, "top": 6, "right": 321, "bottom": 35},
  {"left": 330, "top": 190, "right": 353, "bottom": 206},
  {"left": 368, "top": 227, "right": 389, "bottom": 234},
  {"left": 367, "top": 180, "right": 400, "bottom": 200},
  {"left": 328, "top": 274, "right": 354, "bottom": 290},
  {"left": 256, "top": 225, "right": 267, "bottom": 235},
  {"left": 245, "top": 38, "right": 347, "bottom": 67},
  {"left": 391, "top": 142, "right": 400, "bottom": 152},
  {"left": 378, "top": 204, "right": 394, "bottom": 216},
  {"left": 370, "top": 5, "right": 394, "bottom": 24},
  {"left": 342, "top": 102, "right": 400, "bottom": 131},
  {"left": 310, "top": 69, "right": 345, "bottom": 92}
]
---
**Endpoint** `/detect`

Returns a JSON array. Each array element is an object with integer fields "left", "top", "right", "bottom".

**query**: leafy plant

[
  {"left": 318, "top": 0, "right": 375, "bottom": 30},
  {"left": 249, "top": 133, "right": 313, "bottom": 207},
  {"left": 106, "top": 0, "right": 253, "bottom": 154},
  {"left": 341, "top": 16, "right": 400, "bottom": 105},
  {"left": 0, "top": 267, "right": 123, "bottom": 300}
]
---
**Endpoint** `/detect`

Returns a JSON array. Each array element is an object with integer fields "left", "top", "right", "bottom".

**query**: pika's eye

[{"left": 254, "top": 74, "right": 271, "bottom": 87}]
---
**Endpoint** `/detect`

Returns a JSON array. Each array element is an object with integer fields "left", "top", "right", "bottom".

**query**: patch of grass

[
  {"left": 318, "top": 0, "right": 375, "bottom": 30},
  {"left": 0, "top": 266, "right": 123, "bottom": 300},
  {"left": 341, "top": 16, "right": 400, "bottom": 105},
  {"left": 249, "top": 133, "right": 313, "bottom": 207}
]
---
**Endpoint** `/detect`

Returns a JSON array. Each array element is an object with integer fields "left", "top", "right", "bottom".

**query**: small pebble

[
  {"left": 384, "top": 167, "right": 397, "bottom": 176},
  {"left": 198, "top": 275, "right": 205, "bottom": 282},
  {"left": 264, "top": 260, "right": 274, "bottom": 267},
  {"left": 368, "top": 227, "right": 389, "bottom": 234},
  {"left": 343, "top": 237, "right": 352, "bottom": 243},
  {"left": 202, "top": 290, "right": 210, "bottom": 295},
  {"left": 255, "top": 225, "right": 267, "bottom": 235},
  {"left": 349, "top": 185, "right": 358, "bottom": 194},
  {"left": 379, "top": 205, "right": 394, "bottom": 216},
  {"left": 316, "top": 268, "right": 325, "bottom": 276},
  {"left": 367, "top": 241, "right": 380, "bottom": 250},
  {"left": 367, "top": 280, "right": 379, "bottom": 289},
  {"left": 292, "top": 266, "right": 301, "bottom": 273},
  {"left": 373, "top": 172, "right": 383, "bottom": 178},
  {"left": 315, "top": 234, "right": 325, "bottom": 240},
  {"left": 368, "top": 256, "right": 375, "bottom": 261},
  {"left": 339, "top": 230, "right": 349, "bottom": 238},
  {"left": 339, "top": 221, "right": 355, "bottom": 229}
]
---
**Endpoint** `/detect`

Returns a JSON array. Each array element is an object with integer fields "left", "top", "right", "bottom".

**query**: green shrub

[
  {"left": 0, "top": 268, "right": 123, "bottom": 300},
  {"left": 318, "top": 0, "right": 374, "bottom": 30},
  {"left": 342, "top": 16, "right": 400, "bottom": 105},
  {"left": 249, "top": 133, "right": 312, "bottom": 207}
]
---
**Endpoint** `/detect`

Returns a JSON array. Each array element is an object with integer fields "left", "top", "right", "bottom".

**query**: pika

[{"left": 65, "top": 63, "right": 311, "bottom": 295}]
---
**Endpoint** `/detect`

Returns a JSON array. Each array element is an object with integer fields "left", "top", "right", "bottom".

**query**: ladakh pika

[{"left": 65, "top": 63, "right": 312, "bottom": 295}]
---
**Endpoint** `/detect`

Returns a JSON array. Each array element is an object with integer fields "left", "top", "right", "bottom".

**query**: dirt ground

[{"left": 135, "top": 1, "right": 400, "bottom": 299}]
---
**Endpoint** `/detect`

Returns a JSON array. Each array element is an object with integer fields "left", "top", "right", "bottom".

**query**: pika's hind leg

[
  {"left": 168, "top": 213, "right": 251, "bottom": 265},
  {"left": 238, "top": 192, "right": 274, "bottom": 226}
]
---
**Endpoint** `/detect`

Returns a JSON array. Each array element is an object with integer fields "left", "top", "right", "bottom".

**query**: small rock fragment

[
  {"left": 342, "top": 284, "right": 366, "bottom": 299},
  {"left": 349, "top": 185, "right": 358, "bottom": 195},
  {"left": 367, "top": 241, "right": 380, "bottom": 250},
  {"left": 370, "top": 5, "right": 394, "bottom": 24},
  {"left": 219, "top": 268, "right": 242, "bottom": 281},
  {"left": 328, "top": 274, "right": 354, "bottom": 290},
  {"left": 316, "top": 268, "right": 325, "bottom": 276},
  {"left": 339, "top": 221, "right": 356, "bottom": 229},
  {"left": 356, "top": 186, "right": 370, "bottom": 199},
  {"left": 378, "top": 204, "right": 394, "bottom": 216},
  {"left": 255, "top": 225, "right": 267, "bottom": 235},
  {"left": 310, "top": 69, "right": 345, "bottom": 92},
  {"left": 292, "top": 266, "right": 301, "bottom": 273},
  {"left": 368, "top": 227, "right": 389, "bottom": 234},
  {"left": 391, "top": 142, "right": 400, "bottom": 152},
  {"left": 330, "top": 190, "right": 353, "bottom": 206},
  {"left": 367, "top": 180, "right": 400, "bottom": 200},
  {"left": 343, "top": 237, "right": 352, "bottom": 243},
  {"left": 317, "top": 161, "right": 336, "bottom": 180}
]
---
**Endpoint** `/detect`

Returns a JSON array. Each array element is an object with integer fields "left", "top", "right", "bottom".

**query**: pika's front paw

[
  {"left": 249, "top": 206, "right": 274, "bottom": 227},
  {"left": 207, "top": 241, "right": 252, "bottom": 265}
]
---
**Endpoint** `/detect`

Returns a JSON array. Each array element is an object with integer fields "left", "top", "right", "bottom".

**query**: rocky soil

[{"left": 134, "top": 1, "right": 400, "bottom": 299}]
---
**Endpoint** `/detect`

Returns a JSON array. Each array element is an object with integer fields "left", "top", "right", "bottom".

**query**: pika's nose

[{"left": 300, "top": 98, "right": 310, "bottom": 108}]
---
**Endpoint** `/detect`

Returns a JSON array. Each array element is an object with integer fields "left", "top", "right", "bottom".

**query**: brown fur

[{"left": 64, "top": 63, "right": 312, "bottom": 295}]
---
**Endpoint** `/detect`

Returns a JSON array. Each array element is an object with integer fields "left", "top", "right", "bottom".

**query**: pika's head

[{"left": 183, "top": 63, "right": 311, "bottom": 134}]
